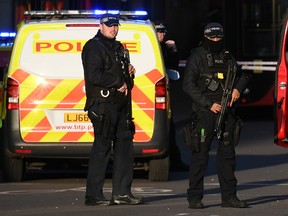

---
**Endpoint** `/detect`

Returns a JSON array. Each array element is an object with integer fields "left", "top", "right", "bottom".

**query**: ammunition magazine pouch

[{"left": 200, "top": 73, "right": 220, "bottom": 92}]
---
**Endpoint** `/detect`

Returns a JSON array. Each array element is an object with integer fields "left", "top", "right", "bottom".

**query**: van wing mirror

[{"left": 166, "top": 69, "right": 180, "bottom": 81}]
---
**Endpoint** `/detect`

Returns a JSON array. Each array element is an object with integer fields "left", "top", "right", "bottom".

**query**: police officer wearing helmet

[
  {"left": 183, "top": 22, "right": 249, "bottom": 209},
  {"left": 82, "top": 13, "right": 143, "bottom": 206}
]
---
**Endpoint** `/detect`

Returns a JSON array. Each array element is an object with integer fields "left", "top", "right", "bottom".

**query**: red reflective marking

[
  {"left": 15, "top": 149, "right": 32, "bottom": 154},
  {"left": 60, "top": 132, "right": 86, "bottom": 142},
  {"left": 12, "top": 69, "right": 30, "bottom": 84},
  {"left": 23, "top": 131, "right": 48, "bottom": 142},
  {"left": 145, "top": 69, "right": 163, "bottom": 83},
  {"left": 31, "top": 116, "right": 52, "bottom": 131},
  {"left": 55, "top": 80, "right": 85, "bottom": 109},
  {"left": 133, "top": 122, "right": 150, "bottom": 142},
  {"left": 20, "top": 79, "right": 62, "bottom": 109},
  {"left": 131, "top": 85, "right": 154, "bottom": 119},
  {"left": 142, "top": 149, "right": 159, "bottom": 153},
  {"left": 19, "top": 109, "right": 30, "bottom": 120},
  {"left": 23, "top": 117, "right": 52, "bottom": 142}
]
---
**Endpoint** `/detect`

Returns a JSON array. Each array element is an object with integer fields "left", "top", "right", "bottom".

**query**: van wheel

[
  {"left": 148, "top": 156, "right": 170, "bottom": 181},
  {"left": 2, "top": 151, "right": 24, "bottom": 182}
]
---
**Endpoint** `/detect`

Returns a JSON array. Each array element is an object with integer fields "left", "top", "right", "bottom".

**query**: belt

[{"left": 100, "top": 88, "right": 117, "bottom": 98}]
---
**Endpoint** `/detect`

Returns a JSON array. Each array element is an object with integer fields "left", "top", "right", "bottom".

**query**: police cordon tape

[{"left": 179, "top": 60, "right": 277, "bottom": 72}]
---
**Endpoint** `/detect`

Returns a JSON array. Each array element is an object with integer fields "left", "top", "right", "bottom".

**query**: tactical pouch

[
  {"left": 207, "top": 79, "right": 219, "bottom": 91},
  {"left": 201, "top": 73, "right": 219, "bottom": 92},
  {"left": 183, "top": 123, "right": 200, "bottom": 152}
]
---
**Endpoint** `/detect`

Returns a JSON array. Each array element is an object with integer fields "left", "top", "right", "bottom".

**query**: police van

[
  {"left": 0, "top": 10, "right": 171, "bottom": 182},
  {"left": 275, "top": 10, "right": 288, "bottom": 148}
]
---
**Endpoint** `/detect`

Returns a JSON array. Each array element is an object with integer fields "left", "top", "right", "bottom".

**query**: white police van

[{"left": 0, "top": 10, "right": 172, "bottom": 182}]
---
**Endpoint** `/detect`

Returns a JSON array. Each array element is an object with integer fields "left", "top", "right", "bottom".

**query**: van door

[
  {"left": 9, "top": 21, "right": 164, "bottom": 144},
  {"left": 275, "top": 12, "right": 288, "bottom": 148}
]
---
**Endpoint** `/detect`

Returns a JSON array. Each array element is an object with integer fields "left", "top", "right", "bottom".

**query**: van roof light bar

[
  {"left": 24, "top": 10, "right": 148, "bottom": 20},
  {"left": 0, "top": 32, "right": 16, "bottom": 37}
]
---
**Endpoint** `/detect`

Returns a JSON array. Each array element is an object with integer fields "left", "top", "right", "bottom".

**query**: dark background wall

[
  {"left": 0, "top": 0, "right": 285, "bottom": 61},
  {"left": 0, "top": 0, "right": 225, "bottom": 60}
]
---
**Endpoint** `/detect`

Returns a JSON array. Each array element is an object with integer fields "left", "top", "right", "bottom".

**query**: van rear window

[{"left": 18, "top": 26, "right": 158, "bottom": 78}]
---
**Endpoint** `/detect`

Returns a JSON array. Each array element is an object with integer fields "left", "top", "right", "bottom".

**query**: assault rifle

[
  {"left": 215, "top": 52, "right": 237, "bottom": 140},
  {"left": 122, "top": 48, "right": 135, "bottom": 134}
]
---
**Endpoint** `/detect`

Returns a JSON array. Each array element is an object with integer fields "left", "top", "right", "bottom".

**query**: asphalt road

[
  {"left": 1, "top": 78, "right": 288, "bottom": 216},
  {"left": 1, "top": 114, "right": 288, "bottom": 216}
]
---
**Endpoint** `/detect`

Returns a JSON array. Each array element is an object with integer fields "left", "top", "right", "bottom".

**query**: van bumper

[{"left": 2, "top": 110, "right": 170, "bottom": 160}]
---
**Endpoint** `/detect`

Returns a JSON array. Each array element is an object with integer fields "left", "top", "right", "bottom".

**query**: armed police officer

[
  {"left": 82, "top": 13, "right": 143, "bottom": 206},
  {"left": 182, "top": 22, "right": 249, "bottom": 209}
]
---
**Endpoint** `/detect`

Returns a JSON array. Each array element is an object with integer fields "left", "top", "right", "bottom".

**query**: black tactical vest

[
  {"left": 199, "top": 50, "right": 229, "bottom": 102},
  {"left": 96, "top": 38, "right": 125, "bottom": 84},
  {"left": 83, "top": 37, "right": 128, "bottom": 111}
]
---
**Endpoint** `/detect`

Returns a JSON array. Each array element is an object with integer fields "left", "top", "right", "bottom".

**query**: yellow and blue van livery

[{"left": 0, "top": 10, "right": 171, "bottom": 182}]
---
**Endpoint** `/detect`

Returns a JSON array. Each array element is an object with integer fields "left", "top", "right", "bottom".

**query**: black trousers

[
  {"left": 187, "top": 110, "right": 238, "bottom": 202},
  {"left": 85, "top": 101, "right": 134, "bottom": 200}
]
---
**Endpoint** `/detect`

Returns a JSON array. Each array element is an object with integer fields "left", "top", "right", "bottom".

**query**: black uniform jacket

[
  {"left": 82, "top": 30, "right": 125, "bottom": 111},
  {"left": 161, "top": 41, "right": 179, "bottom": 70},
  {"left": 183, "top": 46, "right": 248, "bottom": 111}
]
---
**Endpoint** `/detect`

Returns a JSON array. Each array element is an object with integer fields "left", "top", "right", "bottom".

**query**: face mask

[{"left": 202, "top": 37, "right": 224, "bottom": 53}]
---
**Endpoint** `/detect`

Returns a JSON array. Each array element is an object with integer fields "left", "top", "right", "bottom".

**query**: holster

[
  {"left": 126, "top": 118, "right": 135, "bottom": 135},
  {"left": 183, "top": 122, "right": 200, "bottom": 152},
  {"left": 88, "top": 109, "right": 111, "bottom": 138},
  {"left": 233, "top": 118, "right": 243, "bottom": 146}
]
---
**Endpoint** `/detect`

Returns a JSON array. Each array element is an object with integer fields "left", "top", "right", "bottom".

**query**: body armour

[
  {"left": 199, "top": 49, "right": 232, "bottom": 103},
  {"left": 82, "top": 35, "right": 129, "bottom": 110}
]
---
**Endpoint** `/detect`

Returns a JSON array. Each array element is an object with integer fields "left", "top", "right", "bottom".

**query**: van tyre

[
  {"left": 148, "top": 156, "right": 170, "bottom": 181},
  {"left": 2, "top": 150, "right": 24, "bottom": 182}
]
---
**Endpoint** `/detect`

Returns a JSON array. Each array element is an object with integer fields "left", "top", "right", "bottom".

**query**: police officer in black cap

[
  {"left": 182, "top": 22, "right": 249, "bottom": 209},
  {"left": 82, "top": 13, "right": 143, "bottom": 206},
  {"left": 154, "top": 21, "right": 180, "bottom": 71}
]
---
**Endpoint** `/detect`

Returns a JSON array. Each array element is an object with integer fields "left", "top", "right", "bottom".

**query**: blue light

[
  {"left": 94, "top": 10, "right": 119, "bottom": 15},
  {"left": 107, "top": 10, "right": 120, "bottom": 15},
  {"left": 134, "top": 11, "right": 148, "bottom": 16},
  {"left": 0, "top": 42, "right": 13, "bottom": 47},
  {"left": 0, "top": 32, "right": 16, "bottom": 37},
  {"left": 94, "top": 10, "right": 105, "bottom": 15}
]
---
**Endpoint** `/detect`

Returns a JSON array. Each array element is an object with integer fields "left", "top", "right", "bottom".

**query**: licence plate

[{"left": 64, "top": 112, "right": 90, "bottom": 123}]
